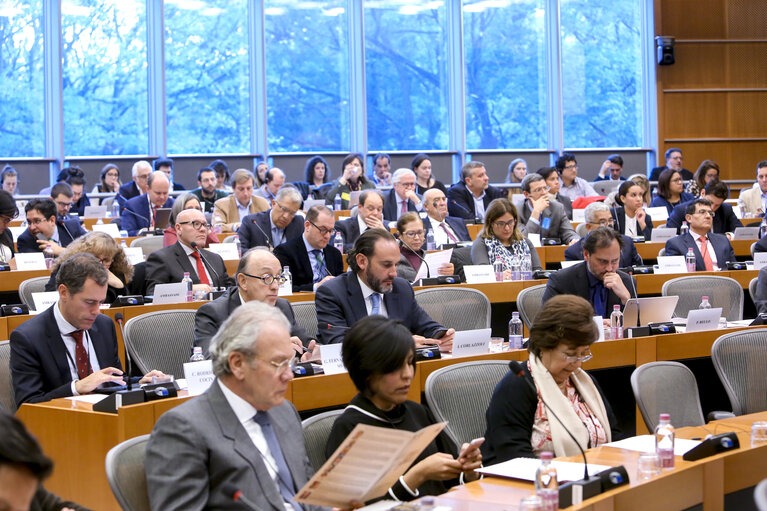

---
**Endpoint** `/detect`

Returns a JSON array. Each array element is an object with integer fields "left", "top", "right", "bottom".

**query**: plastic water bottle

[
  {"left": 680, "top": 221, "right": 689, "bottom": 236},
  {"left": 333, "top": 232, "right": 344, "bottom": 252},
  {"left": 281, "top": 265, "right": 293, "bottom": 294},
  {"left": 212, "top": 213, "right": 223, "bottom": 234},
  {"left": 610, "top": 304, "right": 624, "bottom": 340},
  {"left": 96, "top": 217, "right": 103, "bottom": 225},
  {"left": 120, "top": 239, "right": 128, "bottom": 250},
  {"left": 508, "top": 312, "right": 523, "bottom": 349},
  {"left": 655, "top": 413, "right": 675, "bottom": 469},
  {"left": 699, "top": 296, "right": 711, "bottom": 309},
  {"left": 534, "top": 451, "right": 559, "bottom": 511},
  {"left": 521, "top": 242, "right": 533, "bottom": 280},
  {"left": 493, "top": 256, "right": 504, "bottom": 282},
  {"left": 182, "top": 272, "right": 193, "bottom": 302},
  {"left": 426, "top": 229, "right": 436, "bottom": 250},
  {"left": 333, "top": 194, "right": 342, "bottom": 211},
  {"left": 189, "top": 346, "right": 205, "bottom": 362},
  {"left": 737, "top": 198, "right": 746, "bottom": 218},
  {"left": 111, "top": 200, "right": 120, "bottom": 218},
  {"left": 234, "top": 234, "right": 242, "bottom": 257},
  {"left": 685, "top": 247, "right": 696, "bottom": 272},
  {"left": 43, "top": 246, "right": 55, "bottom": 269},
  {"left": 761, "top": 218, "right": 767, "bottom": 239},
  {"left": 510, "top": 253, "right": 521, "bottom": 281}
]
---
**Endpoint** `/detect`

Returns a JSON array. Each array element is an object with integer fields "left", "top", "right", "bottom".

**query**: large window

[
  {"left": 62, "top": 0, "right": 148, "bottom": 156},
  {"left": 165, "top": 0, "right": 250, "bottom": 154},
  {"left": 0, "top": 0, "right": 44, "bottom": 157},
  {"left": 365, "top": 2, "right": 449, "bottom": 151}
]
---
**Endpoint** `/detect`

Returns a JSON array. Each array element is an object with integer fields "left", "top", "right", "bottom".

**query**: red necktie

[
  {"left": 70, "top": 330, "right": 91, "bottom": 380},
  {"left": 440, "top": 222, "right": 458, "bottom": 243},
  {"left": 191, "top": 251, "right": 211, "bottom": 286},
  {"left": 698, "top": 236, "right": 714, "bottom": 271},
  {"left": 400, "top": 200, "right": 407, "bottom": 217},
  {"left": 150, "top": 204, "right": 156, "bottom": 228}
]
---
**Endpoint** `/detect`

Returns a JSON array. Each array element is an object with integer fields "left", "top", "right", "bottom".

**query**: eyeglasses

[
  {"left": 308, "top": 220, "right": 336, "bottom": 237},
  {"left": 55, "top": 201, "right": 73, "bottom": 209},
  {"left": 694, "top": 210, "right": 715, "bottom": 217},
  {"left": 27, "top": 217, "right": 50, "bottom": 225},
  {"left": 530, "top": 186, "right": 549, "bottom": 195},
  {"left": 177, "top": 220, "right": 211, "bottom": 230},
  {"left": 257, "top": 355, "right": 299, "bottom": 374},
  {"left": 275, "top": 202, "right": 299, "bottom": 216},
  {"left": 493, "top": 220, "right": 516, "bottom": 229},
  {"left": 403, "top": 230, "right": 425, "bottom": 238},
  {"left": 136, "top": 174, "right": 150, "bottom": 181},
  {"left": 589, "top": 219, "right": 615, "bottom": 227},
  {"left": 396, "top": 181, "right": 416, "bottom": 188},
  {"left": 241, "top": 272, "right": 287, "bottom": 285},
  {"left": 564, "top": 165, "right": 578, "bottom": 171},
  {"left": 558, "top": 348, "right": 593, "bottom": 364}
]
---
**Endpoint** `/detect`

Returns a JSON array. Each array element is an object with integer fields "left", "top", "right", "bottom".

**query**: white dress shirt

[
  {"left": 429, "top": 215, "right": 458, "bottom": 246},
  {"left": 690, "top": 228, "right": 718, "bottom": 266},
  {"left": 180, "top": 242, "right": 212, "bottom": 284},
  {"left": 53, "top": 301, "right": 102, "bottom": 396},
  {"left": 472, "top": 190, "right": 487, "bottom": 221},
  {"left": 237, "top": 198, "right": 252, "bottom": 222},
  {"left": 357, "top": 274, "right": 388, "bottom": 317},
  {"left": 623, "top": 214, "right": 638, "bottom": 237}
]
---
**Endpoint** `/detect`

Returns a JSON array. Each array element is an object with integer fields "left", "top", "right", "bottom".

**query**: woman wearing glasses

[
  {"left": 395, "top": 212, "right": 454, "bottom": 282},
  {"left": 163, "top": 193, "right": 218, "bottom": 248},
  {"left": 482, "top": 294, "right": 621, "bottom": 463},
  {"left": 650, "top": 168, "right": 694, "bottom": 215}
]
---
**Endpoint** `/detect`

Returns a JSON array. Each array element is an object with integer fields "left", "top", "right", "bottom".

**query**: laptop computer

[
  {"left": 622, "top": 296, "right": 679, "bottom": 327},
  {"left": 154, "top": 208, "right": 172, "bottom": 230}
]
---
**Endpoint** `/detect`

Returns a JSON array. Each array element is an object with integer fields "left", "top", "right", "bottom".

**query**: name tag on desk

[
  {"left": 754, "top": 252, "right": 767, "bottom": 270},
  {"left": 463, "top": 265, "right": 496, "bottom": 284},
  {"left": 123, "top": 246, "right": 145, "bottom": 266},
  {"left": 152, "top": 282, "right": 188, "bottom": 304},
  {"left": 541, "top": 217, "right": 552, "bottom": 230},
  {"left": 91, "top": 223, "right": 121, "bottom": 238},
  {"left": 572, "top": 209, "right": 586, "bottom": 223},
  {"left": 32, "top": 291, "right": 58, "bottom": 312},
  {"left": 320, "top": 344, "right": 346, "bottom": 375},
  {"left": 183, "top": 360, "right": 214, "bottom": 396},
  {"left": 645, "top": 207, "right": 669, "bottom": 221},
  {"left": 206, "top": 243, "right": 239, "bottom": 260},
  {"left": 15, "top": 252, "right": 46, "bottom": 271},
  {"left": 685, "top": 307, "right": 723, "bottom": 332},
  {"left": 656, "top": 255, "right": 687, "bottom": 274},
  {"left": 451, "top": 328, "right": 491, "bottom": 357},
  {"left": 650, "top": 227, "right": 677, "bottom": 243}
]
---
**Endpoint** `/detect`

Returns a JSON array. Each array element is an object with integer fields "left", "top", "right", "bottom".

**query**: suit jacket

[
  {"left": 383, "top": 188, "right": 418, "bottom": 222},
  {"left": 9, "top": 307, "right": 121, "bottom": 406},
  {"left": 611, "top": 207, "right": 653, "bottom": 240},
  {"left": 236, "top": 210, "right": 304, "bottom": 251},
  {"left": 334, "top": 216, "right": 363, "bottom": 252},
  {"left": 564, "top": 233, "right": 642, "bottom": 268},
  {"left": 145, "top": 380, "right": 324, "bottom": 511},
  {"left": 518, "top": 199, "right": 578, "bottom": 244},
  {"left": 116, "top": 181, "right": 141, "bottom": 208},
  {"left": 446, "top": 182, "right": 504, "bottom": 221},
  {"left": 739, "top": 184, "right": 764, "bottom": 216},
  {"left": 649, "top": 166, "right": 694, "bottom": 181},
  {"left": 556, "top": 193, "right": 574, "bottom": 220},
  {"left": 422, "top": 215, "right": 472, "bottom": 243},
  {"left": 315, "top": 272, "right": 444, "bottom": 344},
  {"left": 754, "top": 266, "right": 767, "bottom": 315},
  {"left": 754, "top": 236, "right": 767, "bottom": 254},
  {"left": 213, "top": 194, "right": 270, "bottom": 232},
  {"left": 273, "top": 235, "right": 344, "bottom": 292},
  {"left": 71, "top": 194, "right": 90, "bottom": 217},
  {"left": 649, "top": 192, "right": 695, "bottom": 216},
  {"left": 122, "top": 193, "right": 175, "bottom": 236},
  {"left": 542, "top": 262, "right": 636, "bottom": 316},
  {"left": 194, "top": 287, "right": 311, "bottom": 356},
  {"left": 664, "top": 232, "right": 735, "bottom": 271},
  {"left": 145, "top": 241, "right": 233, "bottom": 295},
  {"left": 666, "top": 200, "right": 742, "bottom": 234},
  {"left": 16, "top": 219, "right": 87, "bottom": 253}
]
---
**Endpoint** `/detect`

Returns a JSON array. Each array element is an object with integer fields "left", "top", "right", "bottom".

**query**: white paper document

[
  {"left": 754, "top": 252, "right": 767, "bottom": 270},
  {"left": 477, "top": 458, "right": 611, "bottom": 482},
  {"left": 65, "top": 394, "right": 109, "bottom": 404},
  {"left": 645, "top": 206, "right": 669, "bottom": 221},
  {"left": 91, "top": 223, "right": 121, "bottom": 238},
  {"left": 604, "top": 435, "right": 701, "bottom": 456},
  {"left": 123, "top": 246, "right": 145, "bottom": 266},
  {"left": 414, "top": 248, "right": 453, "bottom": 281}
]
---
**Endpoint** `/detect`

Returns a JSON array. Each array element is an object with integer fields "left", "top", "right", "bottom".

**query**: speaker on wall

[{"left": 656, "top": 36, "right": 675, "bottom": 66}]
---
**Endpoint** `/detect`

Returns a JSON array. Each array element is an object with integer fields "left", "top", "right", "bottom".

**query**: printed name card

[
  {"left": 206, "top": 243, "right": 240, "bottom": 260},
  {"left": 278, "top": 279, "right": 292, "bottom": 296},
  {"left": 593, "top": 316, "right": 605, "bottom": 342},
  {"left": 754, "top": 252, "right": 767, "bottom": 270},
  {"left": 320, "top": 344, "right": 346, "bottom": 375},
  {"left": 463, "top": 265, "right": 497, "bottom": 284},
  {"left": 15, "top": 252, "right": 47, "bottom": 271},
  {"left": 183, "top": 360, "right": 215, "bottom": 396},
  {"left": 31, "top": 291, "right": 58, "bottom": 312},
  {"left": 650, "top": 227, "right": 677, "bottom": 243},
  {"left": 91, "top": 223, "right": 121, "bottom": 238},
  {"left": 572, "top": 209, "right": 586, "bottom": 223},
  {"left": 303, "top": 199, "right": 325, "bottom": 212},
  {"left": 451, "top": 328, "right": 491, "bottom": 357},
  {"left": 656, "top": 255, "right": 687, "bottom": 274},
  {"left": 685, "top": 307, "right": 723, "bottom": 332},
  {"left": 645, "top": 206, "right": 669, "bottom": 221},
  {"left": 123, "top": 246, "right": 145, "bottom": 266},
  {"left": 527, "top": 232, "right": 541, "bottom": 248},
  {"left": 83, "top": 205, "right": 107, "bottom": 218},
  {"left": 152, "top": 282, "right": 188, "bottom": 304}
]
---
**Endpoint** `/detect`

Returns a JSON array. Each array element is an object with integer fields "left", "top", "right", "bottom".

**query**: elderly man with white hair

[
  {"left": 116, "top": 160, "right": 152, "bottom": 206},
  {"left": 383, "top": 168, "right": 422, "bottom": 222},
  {"left": 564, "top": 201, "right": 641, "bottom": 268}
]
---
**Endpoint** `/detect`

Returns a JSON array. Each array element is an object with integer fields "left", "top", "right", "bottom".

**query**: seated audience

[
  {"left": 537, "top": 166, "right": 573, "bottom": 219},
  {"left": 412, "top": 153, "right": 447, "bottom": 196},
  {"left": 686, "top": 160, "right": 720, "bottom": 197},
  {"left": 482, "top": 295, "right": 621, "bottom": 463},
  {"left": 518, "top": 174, "right": 578, "bottom": 245},
  {"left": 649, "top": 147, "right": 693, "bottom": 181},
  {"left": 154, "top": 157, "right": 185, "bottom": 191},
  {"left": 556, "top": 153, "right": 598, "bottom": 201},
  {"left": 164, "top": 193, "right": 219, "bottom": 247},
  {"left": 190, "top": 166, "right": 229, "bottom": 213},
  {"left": 650, "top": 168, "right": 695, "bottom": 215},
  {"left": 122, "top": 171, "right": 174, "bottom": 236},
  {"left": 92, "top": 163, "right": 121, "bottom": 194},
  {"left": 50, "top": 182, "right": 78, "bottom": 220},
  {"left": 334, "top": 189, "right": 385, "bottom": 252},
  {"left": 212, "top": 169, "right": 269, "bottom": 232},
  {"left": 396, "top": 212, "right": 454, "bottom": 282},
  {"left": 565, "top": 203, "right": 641, "bottom": 268},
  {"left": 372, "top": 152, "right": 392, "bottom": 186},
  {"left": 611, "top": 180, "right": 653, "bottom": 239},
  {"left": 315, "top": 228, "right": 454, "bottom": 348},
  {"left": 627, "top": 173, "right": 651, "bottom": 206},
  {"left": 736, "top": 160, "right": 767, "bottom": 217},
  {"left": 63, "top": 166, "right": 90, "bottom": 217},
  {"left": 116, "top": 160, "right": 152, "bottom": 206},
  {"left": 294, "top": 155, "right": 333, "bottom": 201},
  {"left": 1, "top": 164, "right": 18, "bottom": 195},
  {"left": 210, "top": 158, "right": 232, "bottom": 192},
  {"left": 384, "top": 168, "right": 421, "bottom": 222},
  {"left": 254, "top": 167, "right": 286, "bottom": 203},
  {"left": 0, "top": 190, "right": 17, "bottom": 263},
  {"left": 326, "top": 316, "right": 482, "bottom": 503},
  {"left": 237, "top": 186, "right": 304, "bottom": 250},
  {"left": 506, "top": 158, "right": 528, "bottom": 184},
  {"left": 594, "top": 154, "right": 626, "bottom": 182},
  {"left": 422, "top": 188, "right": 471, "bottom": 246},
  {"left": 17, "top": 199, "right": 86, "bottom": 255},
  {"left": 666, "top": 180, "right": 741, "bottom": 235},
  {"left": 446, "top": 161, "right": 504, "bottom": 222},
  {"left": 326, "top": 153, "right": 376, "bottom": 209},
  {"left": 664, "top": 198, "right": 735, "bottom": 271}
]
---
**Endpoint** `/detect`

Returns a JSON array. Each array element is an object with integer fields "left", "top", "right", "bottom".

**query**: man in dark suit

[
  {"left": 565, "top": 202, "right": 641, "bottom": 267},
  {"left": 274, "top": 205, "right": 343, "bottom": 292},
  {"left": 122, "top": 171, "right": 174, "bottom": 236},
  {"left": 334, "top": 189, "right": 385, "bottom": 252},
  {"left": 649, "top": 148, "right": 693, "bottom": 181},
  {"left": 154, "top": 157, "right": 186, "bottom": 191},
  {"left": 145, "top": 208, "right": 233, "bottom": 295},
  {"left": 16, "top": 198, "right": 86, "bottom": 254},
  {"left": 146, "top": 301, "right": 324, "bottom": 511},
  {"left": 666, "top": 180, "right": 742, "bottom": 235},
  {"left": 665, "top": 198, "right": 736, "bottom": 271},
  {"left": 543, "top": 227, "right": 637, "bottom": 317},
  {"left": 117, "top": 160, "right": 152, "bottom": 207},
  {"left": 447, "top": 161, "right": 504, "bottom": 222},
  {"left": 383, "top": 169, "right": 421, "bottom": 222},
  {"left": 518, "top": 174, "right": 578, "bottom": 245},
  {"left": 237, "top": 186, "right": 304, "bottom": 250},
  {"left": 316, "top": 228, "right": 454, "bottom": 349},
  {"left": 10, "top": 253, "right": 164, "bottom": 406},
  {"left": 421, "top": 188, "right": 471, "bottom": 246}
]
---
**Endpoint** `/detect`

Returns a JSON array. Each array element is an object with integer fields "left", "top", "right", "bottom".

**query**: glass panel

[
  {"left": 0, "top": 0, "right": 44, "bottom": 157},
  {"left": 61, "top": 0, "right": 148, "bottom": 155},
  {"left": 560, "top": 0, "right": 643, "bottom": 148},
  {"left": 463, "top": 0, "right": 547, "bottom": 150},
  {"left": 165, "top": 0, "right": 250, "bottom": 154},
  {"left": 365, "top": 1, "right": 449, "bottom": 151},
  {"left": 265, "top": 0, "right": 349, "bottom": 152}
]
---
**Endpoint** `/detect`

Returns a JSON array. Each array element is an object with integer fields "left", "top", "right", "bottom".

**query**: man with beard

[{"left": 315, "top": 228, "right": 454, "bottom": 351}]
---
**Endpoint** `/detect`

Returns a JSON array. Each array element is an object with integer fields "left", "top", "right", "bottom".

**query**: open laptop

[{"left": 622, "top": 296, "right": 679, "bottom": 327}]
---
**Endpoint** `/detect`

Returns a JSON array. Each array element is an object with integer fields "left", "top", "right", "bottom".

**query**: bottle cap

[
  {"left": 540, "top": 451, "right": 553, "bottom": 460},
  {"left": 512, "top": 311, "right": 519, "bottom": 317},
  {"left": 614, "top": 304, "right": 621, "bottom": 310},
  {"left": 659, "top": 413, "right": 670, "bottom": 421},
  {"left": 702, "top": 296, "right": 709, "bottom": 300}
]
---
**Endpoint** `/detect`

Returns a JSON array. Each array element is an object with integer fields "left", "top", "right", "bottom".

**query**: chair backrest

[
  {"left": 130, "top": 236, "right": 165, "bottom": 257},
  {"left": 516, "top": 284, "right": 547, "bottom": 329},
  {"left": 630, "top": 361, "right": 705, "bottom": 431},
  {"left": 593, "top": 180, "right": 621, "bottom": 196},
  {"left": 424, "top": 360, "right": 511, "bottom": 447},
  {"left": 222, "top": 235, "right": 237, "bottom": 243},
  {"left": 19, "top": 277, "right": 51, "bottom": 310},
  {"left": 756, "top": 478, "right": 767, "bottom": 511},
  {"left": 301, "top": 409, "right": 344, "bottom": 472},
  {"left": 123, "top": 310, "right": 197, "bottom": 377},
  {"left": 661, "top": 275, "right": 744, "bottom": 321},
  {"left": 105, "top": 434, "right": 151, "bottom": 511},
  {"left": 750, "top": 277, "right": 758, "bottom": 304},
  {"left": 291, "top": 301, "right": 318, "bottom": 341},
  {"left": 751, "top": 242, "right": 758, "bottom": 258},
  {"left": 575, "top": 223, "right": 589, "bottom": 238},
  {"left": 657, "top": 247, "right": 666, "bottom": 258},
  {"left": 711, "top": 329, "right": 767, "bottom": 415},
  {"left": 0, "top": 341, "right": 15, "bottom": 413},
  {"left": 102, "top": 197, "right": 115, "bottom": 209},
  {"left": 414, "top": 287, "right": 490, "bottom": 331}
]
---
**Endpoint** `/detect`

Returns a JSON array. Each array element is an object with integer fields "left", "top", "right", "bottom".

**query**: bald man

[
  {"left": 122, "top": 171, "right": 175, "bottom": 236},
  {"left": 421, "top": 188, "right": 471, "bottom": 247}
]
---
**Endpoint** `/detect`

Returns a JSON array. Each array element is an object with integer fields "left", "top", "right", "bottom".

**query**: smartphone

[{"left": 458, "top": 437, "right": 485, "bottom": 461}]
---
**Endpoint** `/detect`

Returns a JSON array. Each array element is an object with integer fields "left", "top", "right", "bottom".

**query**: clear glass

[
  {"left": 365, "top": 1, "right": 449, "bottom": 151},
  {"left": 0, "top": 0, "right": 44, "bottom": 157},
  {"left": 751, "top": 421, "right": 767, "bottom": 447},
  {"left": 165, "top": 0, "right": 250, "bottom": 153},
  {"left": 636, "top": 452, "right": 661, "bottom": 481},
  {"left": 265, "top": 0, "right": 349, "bottom": 152}
]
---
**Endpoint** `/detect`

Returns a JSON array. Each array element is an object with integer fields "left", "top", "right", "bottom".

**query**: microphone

[
  {"left": 627, "top": 271, "right": 640, "bottom": 328},
  {"left": 250, "top": 218, "right": 273, "bottom": 250},
  {"left": 611, "top": 207, "right": 621, "bottom": 235},
  {"left": 222, "top": 483, "right": 264, "bottom": 510},
  {"left": 191, "top": 241, "right": 222, "bottom": 289},
  {"left": 57, "top": 219, "right": 76, "bottom": 245},
  {"left": 120, "top": 207, "right": 152, "bottom": 233},
  {"left": 114, "top": 313, "right": 134, "bottom": 391},
  {"left": 449, "top": 199, "right": 480, "bottom": 223},
  {"left": 393, "top": 232, "right": 431, "bottom": 284}
]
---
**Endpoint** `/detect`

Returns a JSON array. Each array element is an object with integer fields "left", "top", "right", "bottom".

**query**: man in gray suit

[
  {"left": 518, "top": 173, "right": 578, "bottom": 245},
  {"left": 146, "top": 301, "right": 325, "bottom": 510}
]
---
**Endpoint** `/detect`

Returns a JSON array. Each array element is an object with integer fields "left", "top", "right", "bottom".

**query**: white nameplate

[
  {"left": 9, "top": 226, "right": 25, "bottom": 242},
  {"left": 91, "top": 223, "right": 121, "bottom": 238},
  {"left": 656, "top": 255, "right": 688, "bottom": 274},
  {"left": 733, "top": 227, "right": 759, "bottom": 240},
  {"left": 15, "top": 252, "right": 47, "bottom": 271},
  {"left": 463, "top": 265, "right": 496, "bottom": 284},
  {"left": 451, "top": 328, "right": 491, "bottom": 357},
  {"left": 83, "top": 205, "right": 107, "bottom": 218},
  {"left": 685, "top": 307, "right": 723, "bottom": 332},
  {"left": 754, "top": 252, "right": 767, "bottom": 270},
  {"left": 572, "top": 209, "right": 586, "bottom": 223},
  {"left": 645, "top": 206, "right": 669, "bottom": 221},
  {"left": 594, "top": 316, "right": 605, "bottom": 342},
  {"left": 205, "top": 243, "right": 239, "bottom": 260},
  {"left": 183, "top": 360, "right": 215, "bottom": 396},
  {"left": 651, "top": 227, "right": 677, "bottom": 243},
  {"left": 278, "top": 279, "right": 292, "bottom": 296},
  {"left": 152, "top": 282, "right": 188, "bottom": 304},
  {"left": 527, "top": 232, "right": 541, "bottom": 247},
  {"left": 303, "top": 199, "right": 325, "bottom": 212},
  {"left": 123, "top": 246, "right": 145, "bottom": 266},
  {"left": 560, "top": 260, "right": 581, "bottom": 269},
  {"left": 31, "top": 291, "right": 58, "bottom": 312},
  {"left": 319, "top": 344, "right": 346, "bottom": 375}
]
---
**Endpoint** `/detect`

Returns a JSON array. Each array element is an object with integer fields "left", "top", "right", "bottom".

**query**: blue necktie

[
  {"left": 312, "top": 249, "right": 328, "bottom": 282},
  {"left": 272, "top": 227, "right": 283, "bottom": 246},
  {"left": 370, "top": 293, "right": 381, "bottom": 315},
  {"left": 253, "top": 412, "right": 302, "bottom": 511}
]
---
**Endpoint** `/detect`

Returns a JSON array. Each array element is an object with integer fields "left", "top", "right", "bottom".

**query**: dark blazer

[
  {"left": 71, "top": 194, "right": 90, "bottom": 217},
  {"left": 16, "top": 219, "right": 87, "bottom": 253},
  {"left": 334, "top": 216, "right": 363, "bottom": 252},
  {"left": 446, "top": 182, "right": 504, "bottom": 220},
  {"left": 273, "top": 235, "right": 343, "bottom": 292},
  {"left": 664, "top": 231, "right": 735, "bottom": 271},
  {"left": 122, "top": 193, "right": 175, "bottom": 236},
  {"left": 649, "top": 166, "right": 693, "bottom": 181},
  {"left": 556, "top": 193, "right": 574, "bottom": 220},
  {"left": 666, "top": 200, "right": 742, "bottom": 234},
  {"left": 315, "top": 272, "right": 444, "bottom": 345},
  {"left": 565, "top": 233, "right": 642, "bottom": 268},
  {"left": 145, "top": 241, "right": 233, "bottom": 295},
  {"left": 754, "top": 236, "right": 767, "bottom": 254},
  {"left": 117, "top": 180, "right": 141, "bottom": 207},
  {"left": 611, "top": 207, "right": 653, "bottom": 240},
  {"left": 650, "top": 192, "right": 695, "bottom": 215},
  {"left": 194, "top": 287, "right": 311, "bottom": 356},
  {"left": 541, "top": 261, "right": 636, "bottom": 316},
  {"left": 236, "top": 210, "right": 304, "bottom": 250},
  {"left": 754, "top": 266, "right": 767, "bottom": 315},
  {"left": 383, "top": 188, "right": 419, "bottom": 222},
  {"left": 10, "top": 307, "right": 122, "bottom": 406},
  {"left": 422, "top": 215, "right": 472, "bottom": 243}
]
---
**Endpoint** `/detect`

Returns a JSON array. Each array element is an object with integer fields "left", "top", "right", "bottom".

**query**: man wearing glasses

[
  {"left": 564, "top": 202, "right": 641, "bottom": 268},
  {"left": 556, "top": 153, "right": 598, "bottom": 201},
  {"left": 145, "top": 208, "right": 233, "bottom": 295},
  {"left": 665, "top": 198, "right": 735, "bottom": 271},
  {"left": 421, "top": 188, "right": 471, "bottom": 246},
  {"left": 116, "top": 160, "right": 152, "bottom": 207},
  {"left": 383, "top": 168, "right": 421, "bottom": 222},
  {"left": 274, "top": 205, "right": 343, "bottom": 292},
  {"left": 122, "top": 171, "right": 175, "bottom": 236},
  {"left": 518, "top": 174, "right": 578, "bottom": 245},
  {"left": 238, "top": 186, "right": 304, "bottom": 251},
  {"left": 16, "top": 198, "right": 87, "bottom": 254}
]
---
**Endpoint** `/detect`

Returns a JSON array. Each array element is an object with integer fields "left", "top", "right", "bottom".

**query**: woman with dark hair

[
  {"left": 536, "top": 166, "right": 573, "bottom": 219},
  {"left": 325, "top": 153, "right": 375, "bottom": 209},
  {"left": 0, "top": 189, "right": 18, "bottom": 264},
  {"left": 326, "top": 316, "right": 483, "bottom": 503},
  {"left": 650, "top": 168, "right": 694, "bottom": 215},
  {"left": 613, "top": 180, "right": 653, "bottom": 239},
  {"left": 470, "top": 198, "right": 542, "bottom": 276},
  {"left": 163, "top": 192, "right": 218, "bottom": 247},
  {"left": 297, "top": 155, "right": 333, "bottom": 201},
  {"left": 91, "top": 163, "right": 121, "bottom": 194},
  {"left": 482, "top": 295, "right": 621, "bottom": 464},
  {"left": 412, "top": 153, "right": 447, "bottom": 196},
  {"left": 686, "top": 160, "right": 720, "bottom": 197},
  {"left": 255, "top": 161, "right": 269, "bottom": 187},
  {"left": 395, "top": 212, "right": 454, "bottom": 281},
  {"left": 506, "top": 158, "right": 528, "bottom": 184}
]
